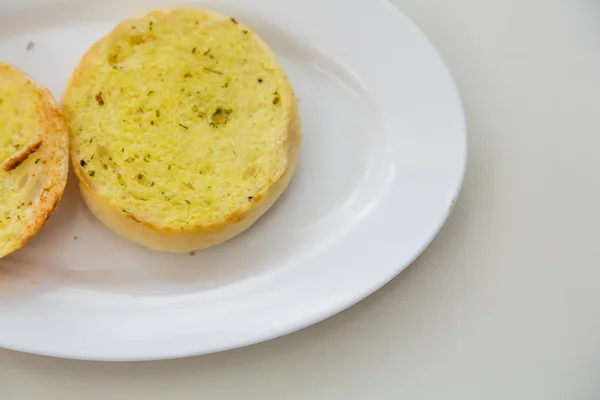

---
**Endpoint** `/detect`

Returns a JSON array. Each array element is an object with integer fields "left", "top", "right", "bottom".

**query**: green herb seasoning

[
  {"left": 211, "top": 107, "right": 233, "bottom": 125},
  {"left": 203, "top": 67, "right": 223, "bottom": 75}
]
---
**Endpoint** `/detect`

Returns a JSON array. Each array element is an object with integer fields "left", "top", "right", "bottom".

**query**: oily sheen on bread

[
  {"left": 62, "top": 8, "right": 301, "bottom": 252},
  {"left": 0, "top": 62, "right": 69, "bottom": 258}
]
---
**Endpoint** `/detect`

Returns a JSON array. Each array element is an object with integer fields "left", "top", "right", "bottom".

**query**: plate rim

[{"left": 0, "top": 0, "right": 467, "bottom": 361}]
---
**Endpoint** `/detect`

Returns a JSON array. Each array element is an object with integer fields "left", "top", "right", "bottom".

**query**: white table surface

[{"left": 1, "top": 0, "right": 599, "bottom": 398}]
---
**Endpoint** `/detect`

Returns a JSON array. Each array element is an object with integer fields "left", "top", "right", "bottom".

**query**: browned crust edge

[
  {"left": 0, "top": 63, "right": 69, "bottom": 258},
  {"left": 2, "top": 140, "right": 43, "bottom": 172}
]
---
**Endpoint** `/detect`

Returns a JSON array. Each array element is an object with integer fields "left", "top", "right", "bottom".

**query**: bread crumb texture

[
  {"left": 0, "top": 62, "right": 68, "bottom": 257},
  {"left": 63, "top": 8, "right": 295, "bottom": 230}
]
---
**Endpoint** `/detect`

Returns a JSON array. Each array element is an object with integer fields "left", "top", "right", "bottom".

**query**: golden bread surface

[
  {"left": 62, "top": 8, "right": 300, "bottom": 251},
  {"left": 0, "top": 62, "right": 69, "bottom": 258}
]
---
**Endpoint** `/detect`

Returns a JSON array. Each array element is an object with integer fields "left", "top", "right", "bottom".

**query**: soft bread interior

[
  {"left": 62, "top": 8, "right": 300, "bottom": 251},
  {"left": 63, "top": 9, "right": 295, "bottom": 230},
  {"left": 0, "top": 62, "right": 68, "bottom": 257}
]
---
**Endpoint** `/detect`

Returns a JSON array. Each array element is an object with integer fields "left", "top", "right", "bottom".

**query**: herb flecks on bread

[
  {"left": 62, "top": 8, "right": 301, "bottom": 252},
  {"left": 0, "top": 62, "right": 68, "bottom": 258}
]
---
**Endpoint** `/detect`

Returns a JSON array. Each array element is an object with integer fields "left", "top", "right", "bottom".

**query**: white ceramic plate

[{"left": 0, "top": 0, "right": 466, "bottom": 361}]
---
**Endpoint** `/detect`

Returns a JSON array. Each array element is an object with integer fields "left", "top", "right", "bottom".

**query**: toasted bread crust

[
  {"left": 2, "top": 140, "right": 43, "bottom": 172},
  {"left": 63, "top": 8, "right": 300, "bottom": 252},
  {"left": 0, "top": 63, "right": 69, "bottom": 258}
]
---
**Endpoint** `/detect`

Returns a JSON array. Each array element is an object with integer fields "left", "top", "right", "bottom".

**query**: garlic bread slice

[
  {"left": 62, "top": 8, "right": 300, "bottom": 252},
  {"left": 0, "top": 62, "right": 69, "bottom": 258}
]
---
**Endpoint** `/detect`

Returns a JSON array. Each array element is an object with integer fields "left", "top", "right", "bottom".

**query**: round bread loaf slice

[
  {"left": 62, "top": 8, "right": 301, "bottom": 252},
  {"left": 0, "top": 62, "right": 69, "bottom": 258}
]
